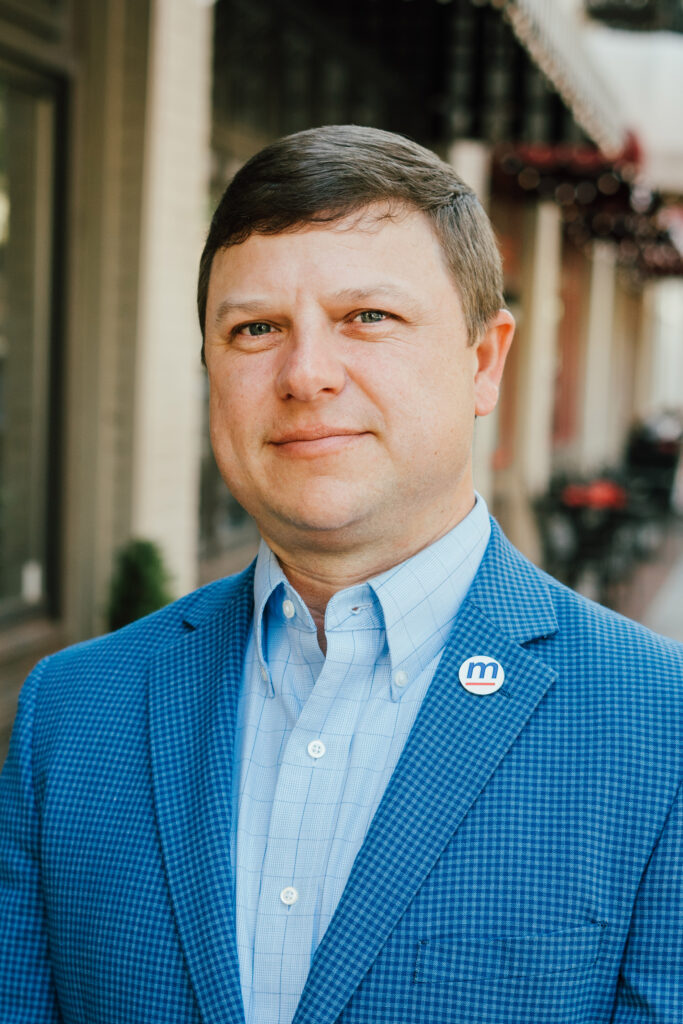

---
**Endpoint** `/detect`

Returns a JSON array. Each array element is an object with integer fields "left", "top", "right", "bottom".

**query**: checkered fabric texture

[
  {"left": 1, "top": 519, "right": 682, "bottom": 1023},
  {"left": 233, "top": 500, "right": 490, "bottom": 1024}
]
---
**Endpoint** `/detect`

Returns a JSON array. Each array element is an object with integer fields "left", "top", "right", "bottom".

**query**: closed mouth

[
  {"left": 270, "top": 427, "right": 365, "bottom": 445},
  {"left": 268, "top": 428, "right": 369, "bottom": 457}
]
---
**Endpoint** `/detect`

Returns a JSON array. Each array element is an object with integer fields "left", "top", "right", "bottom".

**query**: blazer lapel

[
  {"left": 149, "top": 568, "right": 254, "bottom": 1024},
  {"left": 294, "top": 524, "right": 559, "bottom": 1024}
]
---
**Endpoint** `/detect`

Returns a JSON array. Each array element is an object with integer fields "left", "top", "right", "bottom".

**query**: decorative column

[
  {"left": 648, "top": 279, "right": 683, "bottom": 412},
  {"left": 63, "top": 0, "right": 155, "bottom": 639},
  {"left": 503, "top": 200, "right": 562, "bottom": 561},
  {"left": 130, "top": 0, "right": 213, "bottom": 598},
  {"left": 516, "top": 201, "right": 563, "bottom": 497},
  {"left": 633, "top": 283, "right": 657, "bottom": 421},
  {"left": 577, "top": 242, "right": 617, "bottom": 472}
]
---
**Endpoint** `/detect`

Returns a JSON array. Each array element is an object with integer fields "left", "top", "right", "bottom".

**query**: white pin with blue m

[{"left": 459, "top": 655, "right": 505, "bottom": 695}]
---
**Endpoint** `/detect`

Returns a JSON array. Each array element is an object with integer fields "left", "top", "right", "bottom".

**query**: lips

[
  {"left": 269, "top": 426, "right": 368, "bottom": 457},
  {"left": 270, "top": 426, "right": 363, "bottom": 445}
]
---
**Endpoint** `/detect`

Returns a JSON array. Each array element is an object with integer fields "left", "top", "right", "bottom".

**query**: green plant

[{"left": 107, "top": 538, "right": 173, "bottom": 631}]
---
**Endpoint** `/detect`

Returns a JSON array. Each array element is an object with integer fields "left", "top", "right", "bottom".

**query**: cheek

[
  {"left": 387, "top": 358, "right": 471, "bottom": 429},
  {"left": 208, "top": 368, "right": 254, "bottom": 444},
  {"left": 209, "top": 393, "right": 249, "bottom": 485},
  {"left": 208, "top": 386, "right": 231, "bottom": 446}
]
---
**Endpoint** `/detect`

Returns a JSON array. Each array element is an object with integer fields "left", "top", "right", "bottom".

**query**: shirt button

[
  {"left": 282, "top": 599, "right": 295, "bottom": 619},
  {"left": 394, "top": 670, "right": 408, "bottom": 688},
  {"left": 280, "top": 886, "right": 298, "bottom": 906},
  {"left": 307, "top": 739, "right": 326, "bottom": 759},
  {"left": 260, "top": 665, "right": 269, "bottom": 683}
]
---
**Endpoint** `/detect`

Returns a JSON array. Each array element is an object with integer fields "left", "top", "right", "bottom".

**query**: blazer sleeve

[
  {"left": 612, "top": 779, "right": 683, "bottom": 1022},
  {"left": 0, "top": 662, "right": 61, "bottom": 1022}
]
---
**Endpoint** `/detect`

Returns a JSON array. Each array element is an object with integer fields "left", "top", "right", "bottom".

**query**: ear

[{"left": 473, "top": 309, "right": 515, "bottom": 417}]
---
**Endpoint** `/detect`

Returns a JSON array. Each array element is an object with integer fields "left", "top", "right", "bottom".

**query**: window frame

[{"left": 0, "top": 56, "right": 66, "bottom": 626}]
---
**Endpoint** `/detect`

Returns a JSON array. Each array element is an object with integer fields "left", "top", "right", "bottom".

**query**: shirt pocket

[{"left": 414, "top": 920, "right": 607, "bottom": 984}]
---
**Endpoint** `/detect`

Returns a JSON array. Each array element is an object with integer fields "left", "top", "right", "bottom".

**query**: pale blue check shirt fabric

[{"left": 231, "top": 496, "right": 491, "bottom": 1024}]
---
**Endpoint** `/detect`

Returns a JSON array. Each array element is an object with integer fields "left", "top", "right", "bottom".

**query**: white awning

[{"left": 503, "top": 0, "right": 628, "bottom": 155}]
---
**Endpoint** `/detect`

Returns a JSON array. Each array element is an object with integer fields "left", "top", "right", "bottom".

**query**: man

[{"left": 1, "top": 125, "right": 681, "bottom": 1023}]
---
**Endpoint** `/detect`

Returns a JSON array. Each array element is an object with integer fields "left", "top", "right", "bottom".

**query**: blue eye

[
  {"left": 241, "top": 322, "right": 272, "bottom": 336},
  {"left": 356, "top": 310, "right": 387, "bottom": 324}
]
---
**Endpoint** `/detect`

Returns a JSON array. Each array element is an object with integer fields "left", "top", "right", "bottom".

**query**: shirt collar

[
  {"left": 252, "top": 541, "right": 311, "bottom": 695},
  {"left": 252, "top": 495, "right": 491, "bottom": 699}
]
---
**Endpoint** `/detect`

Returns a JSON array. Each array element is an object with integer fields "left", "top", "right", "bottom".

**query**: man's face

[{"left": 204, "top": 205, "right": 513, "bottom": 563}]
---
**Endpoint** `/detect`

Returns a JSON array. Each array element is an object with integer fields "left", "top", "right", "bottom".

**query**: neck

[
  {"left": 271, "top": 558, "right": 361, "bottom": 656},
  {"left": 262, "top": 497, "right": 476, "bottom": 652}
]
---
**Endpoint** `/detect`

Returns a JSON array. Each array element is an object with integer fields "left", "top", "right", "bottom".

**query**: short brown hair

[{"left": 198, "top": 125, "right": 504, "bottom": 355}]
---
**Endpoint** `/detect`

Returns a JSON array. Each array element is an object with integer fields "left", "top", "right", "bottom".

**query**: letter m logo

[{"left": 467, "top": 660, "right": 499, "bottom": 681}]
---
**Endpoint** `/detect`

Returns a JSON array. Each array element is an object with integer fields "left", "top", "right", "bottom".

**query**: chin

[
  {"left": 262, "top": 501, "right": 372, "bottom": 548},
  {"left": 285, "top": 507, "right": 363, "bottom": 535}
]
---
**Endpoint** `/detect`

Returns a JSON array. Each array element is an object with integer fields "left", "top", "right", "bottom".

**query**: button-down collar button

[
  {"left": 394, "top": 670, "right": 408, "bottom": 688},
  {"left": 307, "top": 739, "right": 326, "bottom": 759},
  {"left": 280, "top": 886, "right": 298, "bottom": 906},
  {"left": 282, "top": 599, "right": 295, "bottom": 619}
]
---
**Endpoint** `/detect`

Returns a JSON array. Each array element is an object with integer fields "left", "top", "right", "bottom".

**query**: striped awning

[{"left": 502, "top": 0, "right": 628, "bottom": 155}]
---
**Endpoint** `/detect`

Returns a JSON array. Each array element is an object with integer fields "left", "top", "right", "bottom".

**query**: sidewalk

[
  {"left": 641, "top": 552, "right": 683, "bottom": 642},
  {"left": 613, "top": 519, "right": 683, "bottom": 642}
]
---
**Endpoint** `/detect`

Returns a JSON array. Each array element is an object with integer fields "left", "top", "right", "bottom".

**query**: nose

[{"left": 275, "top": 325, "right": 346, "bottom": 402}]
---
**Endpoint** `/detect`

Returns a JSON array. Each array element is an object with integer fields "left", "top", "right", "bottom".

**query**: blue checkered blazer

[{"left": 1, "top": 521, "right": 682, "bottom": 1023}]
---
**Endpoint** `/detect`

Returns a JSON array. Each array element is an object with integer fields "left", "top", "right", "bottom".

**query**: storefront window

[{"left": 0, "top": 67, "right": 59, "bottom": 619}]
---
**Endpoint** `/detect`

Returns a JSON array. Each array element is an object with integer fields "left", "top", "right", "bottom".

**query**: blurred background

[{"left": 1, "top": 0, "right": 682, "bottom": 763}]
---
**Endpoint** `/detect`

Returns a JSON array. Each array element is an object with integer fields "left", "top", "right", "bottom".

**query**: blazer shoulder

[
  {"left": 481, "top": 519, "right": 683, "bottom": 688},
  {"left": 517, "top": 556, "right": 683, "bottom": 763},
  {"left": 29, "top": 563, "right": 255, "bottom": 697},
  {"left": 545, "top": 568, "right": 683, "bottom": 671}
]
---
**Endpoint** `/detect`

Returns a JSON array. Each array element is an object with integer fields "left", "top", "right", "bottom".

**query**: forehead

[{"left": 207, "top": 204, "right": 455, "bottom": 302}]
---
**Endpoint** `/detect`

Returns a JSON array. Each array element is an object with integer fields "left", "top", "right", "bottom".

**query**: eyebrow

[
  {"left": 213, "top": 298, "right": 273, "bottom": 329},
  {"left": 214, "top": 283, "right": 421, "bottom": 329},
  {"left": 328, "top": 284, "right": 420, "bottom": 308}
]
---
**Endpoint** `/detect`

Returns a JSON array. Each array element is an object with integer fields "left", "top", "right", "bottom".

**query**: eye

[
  {"left": 234, "top": 321, "right": 274, "bottom": 337},
  {"left": 355, "top": 310, "right": 389, "bottom": 324}
]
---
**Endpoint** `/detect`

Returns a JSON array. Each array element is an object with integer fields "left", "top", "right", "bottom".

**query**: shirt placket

[{"left": 250, "top": 627, "right": 372, "bottom": 1022}]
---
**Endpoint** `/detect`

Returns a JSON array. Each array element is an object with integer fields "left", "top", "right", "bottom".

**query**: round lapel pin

[{"left": 459, "top": 655, "right": 505, "bottom": 695}]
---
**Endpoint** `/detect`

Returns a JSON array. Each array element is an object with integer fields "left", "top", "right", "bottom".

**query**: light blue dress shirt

[{"left": 231, "top": 497, "right": 491, "bottom": 1024}]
